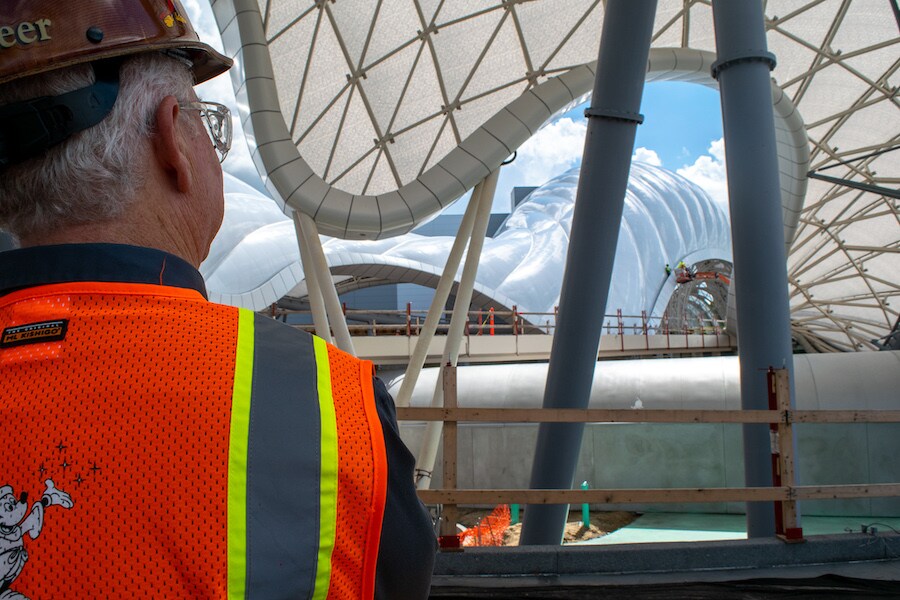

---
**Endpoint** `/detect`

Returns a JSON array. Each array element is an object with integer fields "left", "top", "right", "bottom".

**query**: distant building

[
  {"left": 512, "top": 186, "right": 538, "bottom": 209},
  {"left": 410, "top": 213, "right": 510, "bottom": 239}
]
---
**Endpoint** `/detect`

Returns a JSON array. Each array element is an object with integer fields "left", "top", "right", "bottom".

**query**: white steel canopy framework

[{"left": 208, "top": 0, "right": 899, "bottom": 352}]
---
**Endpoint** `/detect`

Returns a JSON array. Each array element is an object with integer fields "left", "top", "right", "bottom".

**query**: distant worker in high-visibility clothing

[{"left": 0, "top": 1, "right": 436, "bottom": 598}]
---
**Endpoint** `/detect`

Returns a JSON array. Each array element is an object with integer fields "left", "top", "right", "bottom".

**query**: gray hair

[{"left": 0, "top": 53, "right": 195, "bottom": 239}]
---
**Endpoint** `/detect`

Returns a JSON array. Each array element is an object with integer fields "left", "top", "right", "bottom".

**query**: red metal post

[
  {"left": 664, "top": 311, "right": 671, "bottom": 350},
  {"left": 641, "top": 310, "right": 649, "bottom": 350},
  {"left": 512, "top": 305, "right": 518, "bottom": 336},
  {"left": 701, "top": 319, "right": 706, "bottom": 349},
  {"left": 406, "top": 302, "right": 412, "bottom": 337},
  {"left": 617, "top": 309, "right": 625, "bottom": 351}
]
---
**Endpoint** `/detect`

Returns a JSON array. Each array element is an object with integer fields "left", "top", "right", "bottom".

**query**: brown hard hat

[{"left": 0, "top": 0, "right": 232, "bottom": 86}]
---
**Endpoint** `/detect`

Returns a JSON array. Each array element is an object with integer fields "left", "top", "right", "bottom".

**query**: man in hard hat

[{"left": 0, "top": 1, "right": 435, "bottom": 597}]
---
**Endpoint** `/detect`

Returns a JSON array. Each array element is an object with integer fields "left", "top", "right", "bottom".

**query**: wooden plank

[
  {"left": 790, "top": 410, "right": 900, "bottom": 423},
  {"left": 397, "top": 407, "right": 779, "bottom": 424},
  {"left": 440, "top": 365, "right": 458, "bottom": 538},
  {"left": 416, "top": 484, "right": 900, "bottom": 506},
  {"left": 794, "top": 484, "right": 900, "bottom": 500},
  {"left": 396, "top": 407, "right": 900, "bottom": 425},
  {"left": 774, "top": 369, "right": 800, "bottom": 532},
  {"left": 417, "top": 487, "right": 790, "bottom": 505}
]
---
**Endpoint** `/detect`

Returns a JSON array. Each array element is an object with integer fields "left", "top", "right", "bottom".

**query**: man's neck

[{"left": 20, "top": 219, "right": 206, "bottom": 269}]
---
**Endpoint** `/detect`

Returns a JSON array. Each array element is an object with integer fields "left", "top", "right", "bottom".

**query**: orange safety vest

[{"left": 0, "top": 280, "right": 387, "bottom": 598}]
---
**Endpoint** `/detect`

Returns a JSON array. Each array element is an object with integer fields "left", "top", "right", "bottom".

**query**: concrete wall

[{"left": 385, "top": 351, "right": 900, "bottom": 516}]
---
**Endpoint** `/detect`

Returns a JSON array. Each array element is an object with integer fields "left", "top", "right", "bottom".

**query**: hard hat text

[{"left": 0, "top": 19, "right": 52, "bottom": 49}]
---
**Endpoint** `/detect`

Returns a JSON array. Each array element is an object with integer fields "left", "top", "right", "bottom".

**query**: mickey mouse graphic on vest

[{"left": 0, "top": 481, "right": 73, "bottom": 599}]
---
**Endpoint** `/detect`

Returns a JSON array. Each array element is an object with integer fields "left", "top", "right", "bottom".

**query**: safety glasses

[{"left": 179, "top": 100, "right": 232, "bottom": 163}]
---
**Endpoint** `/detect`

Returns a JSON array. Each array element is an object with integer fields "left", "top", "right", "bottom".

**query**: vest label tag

[{"left": 1, "top": 319, "right": 68, "bottom": 348}]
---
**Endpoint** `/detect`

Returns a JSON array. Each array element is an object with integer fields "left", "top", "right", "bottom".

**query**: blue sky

[
  {"left": 634, "top": 83, "right": 723, "bottom": 168},
  {"left": 186, "top": 1, "right": 729, "bottom": 220},
  {"left": 488, "top": 82, "right": 727, "bottom": 216}
]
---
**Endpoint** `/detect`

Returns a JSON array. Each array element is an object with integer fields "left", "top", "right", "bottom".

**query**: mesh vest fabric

[{"left": 0, "top": 281, "right": 386, "bottom": 598}]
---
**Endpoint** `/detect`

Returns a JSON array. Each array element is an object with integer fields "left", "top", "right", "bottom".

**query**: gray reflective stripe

[{"left": 245, "top": 315, "right": 322, "bottom": 599}]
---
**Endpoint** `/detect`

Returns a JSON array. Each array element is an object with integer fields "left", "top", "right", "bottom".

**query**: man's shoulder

[
  {"left": 247, "top": 313, "right": 361, "bottom": 362},
  {"left": 247, "top": 311, "right": 314, "bottom": 343}
]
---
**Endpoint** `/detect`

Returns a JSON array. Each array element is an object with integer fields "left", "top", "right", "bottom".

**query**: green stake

[{"left": 581, "top": 481, "right": 590, "bottom": 526}]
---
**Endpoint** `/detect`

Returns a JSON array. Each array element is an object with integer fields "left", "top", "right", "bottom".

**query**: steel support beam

[
  {"left": 395, "top": 181, "right": 484, "bottom": 408},
  {"left": 520, "top": 0, "right": 658, "bottom": 545},
  {"left": 296, "top": 211, "right": 355, "bottom": 355},
  {"left": 415, "top": 169, "right": 499, "bottom": 490},
  {"left": 293, "top": 211, "right": 332, "bottom": 343},
  {"left": 711, "top": 0, "right": 799, "bottom": 537},
  {"left": 880, "top": 316, "right": 900, "bottom": 350},
  {"left": 806, "top": 171, "right": 900, "bottom": 200}
]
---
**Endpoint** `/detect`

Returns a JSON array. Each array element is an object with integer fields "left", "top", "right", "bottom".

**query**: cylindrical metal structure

[
  {"left": 385, "top": 352, "right": 900, "bottom": 415},
  {"left": 293, "top": 212, "right": 331, "bottom": 342},
  {"left": 711, "top": 0, "right": 798, "bottom": 537},
  {"left": 520, "top": 0, "right": 658, "bottom": 545},
  {"left": 296, "top": 212, "right": 355, "bottom": 354},
  {"left": 416, "top": 169, "right": 499, "bottom": 490}
]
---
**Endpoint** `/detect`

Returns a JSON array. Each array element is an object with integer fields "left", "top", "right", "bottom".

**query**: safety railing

[
  {"left": 396, "top": 367, "right": 900, "bottom": 548},
  {"left": 270, "top": 304, "right": 727, "bottom": 339}
]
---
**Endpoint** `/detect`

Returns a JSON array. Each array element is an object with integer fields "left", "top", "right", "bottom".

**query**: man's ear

[{"left": 153, "top": 96, "right": 193, "bottom": 193}]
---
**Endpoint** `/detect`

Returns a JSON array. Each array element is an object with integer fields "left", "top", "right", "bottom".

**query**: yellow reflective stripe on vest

[
  {"left": 228, "top": 308, "right": 254, "bottom": 600},
  {"left": 225, "top": 318, "right": 343, "bottom": 598},
  {"left": 312, "top": 336, "right": 339, "bottom": 599}
]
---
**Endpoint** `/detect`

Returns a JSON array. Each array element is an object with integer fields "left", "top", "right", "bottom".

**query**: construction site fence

[
  {"left": 397, "top": 367, "right": 900, "bottom": 546},
  {"left": 270, "top": 304, "right": 727, "bottom": 338}
]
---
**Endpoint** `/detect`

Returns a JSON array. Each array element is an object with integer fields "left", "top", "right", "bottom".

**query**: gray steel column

[
  {"left": 520, "top": 0, "right": 657, "bottom": 546},
  {"left": 711, "top": 0, "right": 797, "bottom": 538}
]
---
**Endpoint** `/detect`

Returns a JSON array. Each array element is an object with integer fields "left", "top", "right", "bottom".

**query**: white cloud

[
  {"left": 632, "top": 147, "right": 662, "bottom": 166},
  {"left": 677, "top": 138, "right": 729, "bottom": 214},
  {"left": 183, "top": 0, "right": 224, "bottom": 53},
  {"left": 508, "top": 117, "right": 587, "bottom": 186}
]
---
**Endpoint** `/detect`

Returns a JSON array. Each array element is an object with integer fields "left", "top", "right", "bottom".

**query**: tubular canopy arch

[{"left": 213, "top": 3, "right": 805, "bottom": 242}]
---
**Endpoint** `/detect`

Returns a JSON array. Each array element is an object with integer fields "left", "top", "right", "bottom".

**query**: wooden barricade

[{"left": 396, "top": 368, "right": 900, "bottom": 548}]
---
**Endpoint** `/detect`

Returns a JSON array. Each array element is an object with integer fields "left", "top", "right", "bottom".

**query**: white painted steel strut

[
  {"left": 293, "top": 211, "right": 332, "bottom": 344},
  {"left": 394, "top": 179, "right": 485, "bottom": 408},
  {"left": 296, "top": 211, "right": 355, "bottom": 355},
  {"left": 415, "top": 169, "right": 500, "bottom": 490}
]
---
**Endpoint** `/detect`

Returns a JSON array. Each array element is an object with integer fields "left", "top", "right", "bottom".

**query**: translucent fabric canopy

[
  {"left": 205, "top": 165, "right": 731, "bottom": 327},
  {"left": 208, "top": 0, "right": 898, "bottom": 351}
]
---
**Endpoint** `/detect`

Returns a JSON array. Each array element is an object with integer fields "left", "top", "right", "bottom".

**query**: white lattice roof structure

[{"left": 208, "top": 0, "right": 899, "bottom": 352}]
